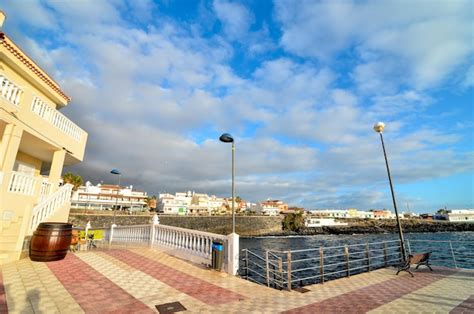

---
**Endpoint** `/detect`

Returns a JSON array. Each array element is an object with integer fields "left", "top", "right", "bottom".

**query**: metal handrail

[{"left": 240, "top": 238, "right": 473, "bottom": 292}]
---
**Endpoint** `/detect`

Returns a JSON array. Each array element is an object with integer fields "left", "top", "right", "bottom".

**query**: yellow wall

[
  {"left": 0, "top": 31, "right": 87, "bottom": 264},
  {"left": 0, "top": 60, "right": 87, "bottom": 163},
  {"left": 15, "top": 151, "right": 42, "bottom": 176}
]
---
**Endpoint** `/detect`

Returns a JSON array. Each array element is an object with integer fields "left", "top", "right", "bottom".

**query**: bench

[{"left": 396, "top": 252, "right": 432, "bottom": 277}]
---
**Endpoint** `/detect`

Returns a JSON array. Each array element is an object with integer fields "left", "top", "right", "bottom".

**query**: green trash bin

[{"left": 212, "top": 240, "right": 224, "bottom": 271}]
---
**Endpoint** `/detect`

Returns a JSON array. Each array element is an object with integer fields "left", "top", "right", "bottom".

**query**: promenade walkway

[{"left": 1, "top": 248, "right": 473, "bottom": 313}]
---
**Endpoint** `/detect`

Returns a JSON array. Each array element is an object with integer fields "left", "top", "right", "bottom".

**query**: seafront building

[
  {"left": 309, "top": 209, "right": 396, "bottom": 220},
  {"left": 70, "top": 181, "right": 147, "bottom": 212},
  {"left": 447, "top": 209, "right": 474, "bottom": 222},
  {"left": 157, "top": 192, "right": 288, "bottom": 216},
  {"left": 0, "top": 12, "right": 87, "bottom": 264},
  {"left": 305, "top": 217, "right": 348, "bottom": 227},
  {"left": 157, "top": 191, "right": 227, "bottom": 215}
]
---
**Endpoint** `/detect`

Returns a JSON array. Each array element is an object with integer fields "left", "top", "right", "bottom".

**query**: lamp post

[
  {"left": 219, "top": 133, "right": 235, "bottom": 234},
  {"left": 374, "top": 122, "right": 407, "bottom": 262},
  {"left": 110, "top": 169, "right": 121, "bottom": 225}
]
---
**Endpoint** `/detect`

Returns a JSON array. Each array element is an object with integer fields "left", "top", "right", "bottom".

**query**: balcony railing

[
  {"left": 31, "top": 96, "right": 83, "bottom": 141},
  {"left": 29, "top": 183, "right": 73, "bottom": 234},
  {"left": 39, "top": 178, "right": 52, "bottom": 202},
  {"left": 0, "top": 75, "right": 23, "bottom": 107},
  {"left": 8, "top": 171, "right": 36, "bottom": 195}
]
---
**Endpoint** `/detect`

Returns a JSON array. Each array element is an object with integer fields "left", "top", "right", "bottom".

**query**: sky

[{"left": 2, "top": 0, "right": 473, "bottom": 212}]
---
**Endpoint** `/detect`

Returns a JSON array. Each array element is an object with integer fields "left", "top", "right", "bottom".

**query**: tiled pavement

[{"left": 0, "top": 248, "right": 473, "bottom": 313}]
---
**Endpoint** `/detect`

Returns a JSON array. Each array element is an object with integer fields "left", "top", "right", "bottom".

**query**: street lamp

[
  {"left": 219, "top": 133, "right": 236, "bottom": 234},
  {"left": 373, "top": 122, "right": 407, "bottom": 263},
  {"left": 110, "top": 169, "right": 121, "bottom": 225}
]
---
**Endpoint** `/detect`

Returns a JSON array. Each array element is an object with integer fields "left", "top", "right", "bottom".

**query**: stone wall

[
  {"left": 68, "top": 213, "right": 153, "bottom": 228},
  {"left": 68, "top": 213, "right": 283, "bottom": 236},
  {"left": 158, "top": 216, "right": 282, "bottom": 236}
]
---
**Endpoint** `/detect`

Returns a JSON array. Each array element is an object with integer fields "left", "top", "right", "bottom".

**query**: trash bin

[{"left": 211, "top": 240, "right": 224, "bottom": 271}]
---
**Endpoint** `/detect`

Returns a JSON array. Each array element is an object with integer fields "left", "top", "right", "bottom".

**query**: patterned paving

[
  {"left": 0, "top": 248, "right": 473, "bottom": 313},
  {"left": 106, "top": 249, "right": 245, "bottom": 305},
  {"left": 47, "top": 253, "right": 152, "bottom": 313}
]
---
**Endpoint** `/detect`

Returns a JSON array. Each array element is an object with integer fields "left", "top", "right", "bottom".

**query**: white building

[
  {"left": 309, "top": 209, "right": 350, "bottom": 219},
  {"left": 305, "top": 217, "right": 348, "bottom": 227},
  {"left": 252, "top": 202, "right": 280, "bottom": 216},
  {"left": 157, "top": 192, "right": 189, "bottom": 215},
  {"left": 71, "top": 181, "right": 147, "bottom": 211},
  {"left": 158, "top": 191, "right": 225, "bottom": 215},
  {"left": 448, "top": 209, "right": 474, "bottom": 222}
]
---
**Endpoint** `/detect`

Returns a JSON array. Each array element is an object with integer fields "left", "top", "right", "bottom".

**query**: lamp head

[
  {"left": 219, "top": 133, "right": 234, "bottom": 143},
  {"left": 373, "top": 122, "right": 385, "bottom": 133},
  {"left": 110, "top": 169, "right": 121, "bottom": 175}
]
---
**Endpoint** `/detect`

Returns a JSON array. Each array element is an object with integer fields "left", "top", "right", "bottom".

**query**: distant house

[
  {"left": 309, "top": 209, "right": 349, "bottom": 218},
  {"left": 448, "top": 209, "right": 474, "bottom": 222},
  {"left": 372, "top": 210, "right": 396, "bottom": 219},
  {"left": 305, "top": 217, "right": 348, "bottom": 228},
  {"left": 254, "top": 202, "right": 280, "bottom": 216},
  {"left": 157, "top": 191, "right": 226, "bottom": 215}
]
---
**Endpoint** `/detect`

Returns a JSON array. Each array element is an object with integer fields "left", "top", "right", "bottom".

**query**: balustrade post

[
  {"left": 344, "top": 245, "right": 350, "bottom": 277},
  {"left": 150, "top": 224, "right": 156, "bottom": 248},
  {"left": 227, "top": 233, "right": 239, "bottom": 275},
  {"left": 109, "top": 224, "right": 116, "bottom": 248}
]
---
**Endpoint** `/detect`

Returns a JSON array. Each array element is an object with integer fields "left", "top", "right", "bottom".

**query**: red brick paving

[
  {"left": 106, "top": 249, "right": 244, "bottom": 305},
  {"left": 46, "top": 253, "right": 153, "bottom": 313},
  {"left": 450, "top": 295, "right": 474, "bottom": 314},
  {"left": 0, "top": 271, "right": 7, "bottom": 314},
  {"left": 284, "top": 269, "right": 457, "bottom": 314}
]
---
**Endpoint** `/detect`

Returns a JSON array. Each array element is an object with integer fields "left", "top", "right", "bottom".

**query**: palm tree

[
  {"left": 62, "top": 172, "right": 84, "bottom": 191},
  {"left": 145, "top": 195, "right": 157, "bottom": 211}
]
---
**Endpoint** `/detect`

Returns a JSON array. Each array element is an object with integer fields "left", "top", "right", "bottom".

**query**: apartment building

[
  {"left": 0, "top": 12, "right": 87, "bottom": 264},
  {"left": 71, "top": 182, "right": 147, "bottom": 211},
  {"left": 157, "top": 191, "right": 226, "bottom": 215}
]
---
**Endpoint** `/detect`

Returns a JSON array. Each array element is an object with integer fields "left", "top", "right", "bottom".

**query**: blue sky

[{"left": 3, "top": 0, "right": 473, "bottom": 212}]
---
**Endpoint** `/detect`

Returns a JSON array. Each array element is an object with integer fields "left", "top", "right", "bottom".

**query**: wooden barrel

[{"left": 30, "top": 222, "right": 73, "bottom": 262}]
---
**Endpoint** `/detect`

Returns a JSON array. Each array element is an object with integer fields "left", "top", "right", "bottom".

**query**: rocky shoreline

[{"left": 258, "top": 220, "right": 474, "bottom": 237}]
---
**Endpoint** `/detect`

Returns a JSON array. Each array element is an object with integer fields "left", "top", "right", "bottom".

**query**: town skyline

[{"left": 2, "top": 0, "right": 472, "bottom": 211}]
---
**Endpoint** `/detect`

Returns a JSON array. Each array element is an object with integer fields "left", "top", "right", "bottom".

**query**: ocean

[{"left": 239, "top": 231, "right": 474, "bottom": 287}]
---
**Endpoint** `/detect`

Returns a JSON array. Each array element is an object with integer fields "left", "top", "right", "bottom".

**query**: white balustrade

[
  {"left": 29, "top": 183, "right": 73, "bottom": 234},
  {"left": 8, "top": 171, "right": 37, "bottom": 195},
  {"left": 108, "top": 223, "right": 236, "bottom": 274},
  {"left": 153, "top": 224, "right": 228, "bottom": 259},
  {"left": 31, "top": 96, "right": 83, "bottom": 141},
  {"left": 38, "top": 178, "right": 52, "bottom": 201},
  {"left": 0, "top": 75, "right": 23, "bottom": 107}
]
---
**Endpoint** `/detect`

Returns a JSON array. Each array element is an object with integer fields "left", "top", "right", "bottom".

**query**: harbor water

[{"left": 239, "top": 231, "right": 474, "bottom": 288}]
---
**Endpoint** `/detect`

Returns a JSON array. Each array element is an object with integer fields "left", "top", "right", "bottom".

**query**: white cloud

[
  {"left": 275, "top": 0, "right": 473, "bottom": 90},
  {"left": 213, "top": 0, "right": 253, "bottom": 40},
  {"left": 2, "top": 0, "right": 471, "bottom": 210}
]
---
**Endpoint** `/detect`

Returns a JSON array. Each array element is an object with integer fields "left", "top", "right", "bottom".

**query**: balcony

[
  {"left": 31, "top": 96, "right": 84, "bottom": 142},
  {"left": 4, "top": 170, "right": 53, "bottom": 200},
  {"left": 0, "top": 75, "right": 23, "bottom": 108}
]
